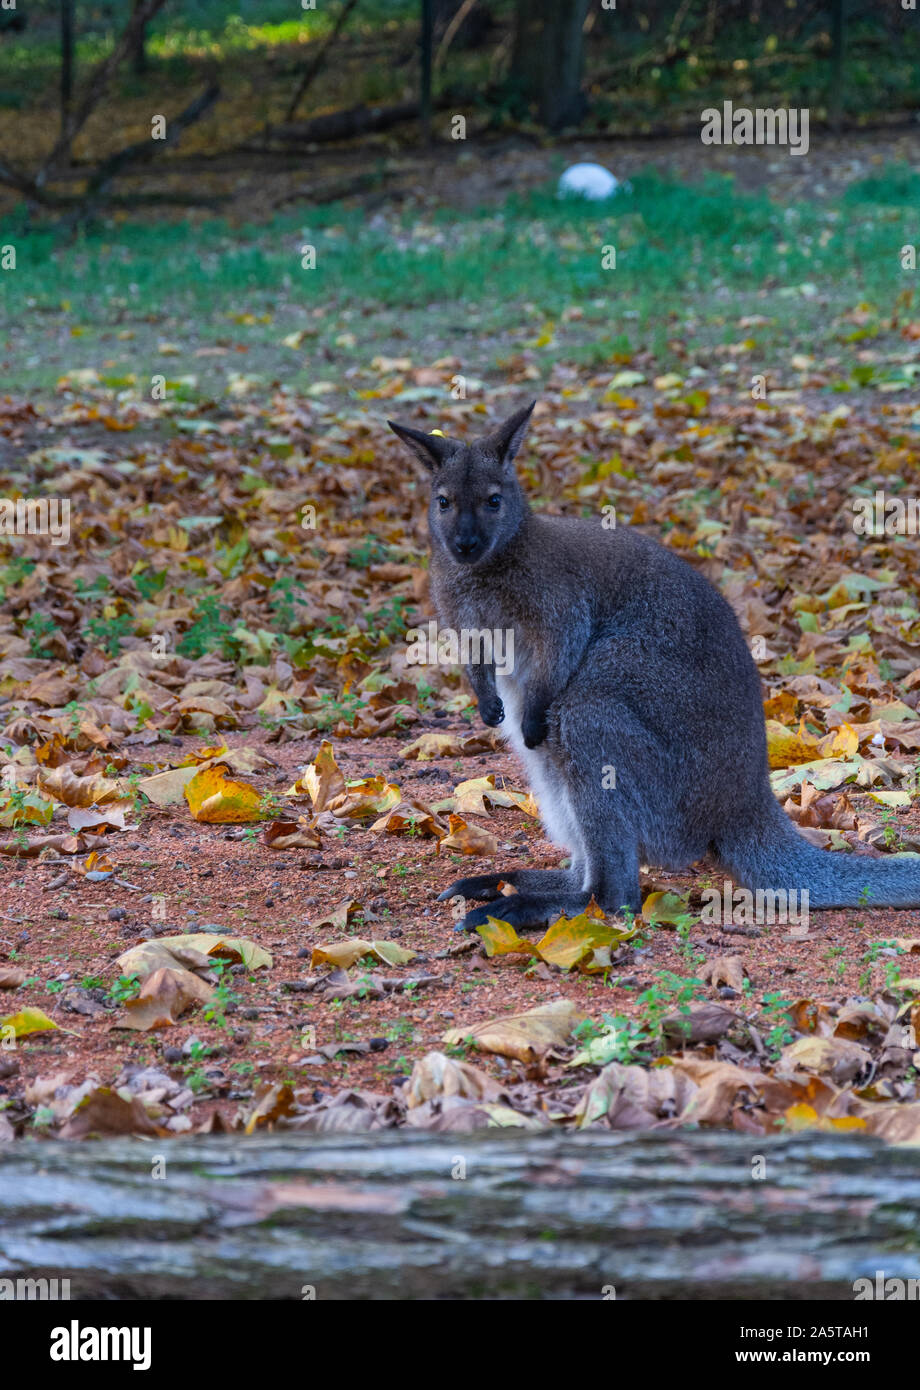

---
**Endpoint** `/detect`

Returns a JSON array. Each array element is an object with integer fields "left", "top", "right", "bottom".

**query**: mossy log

[{"left": 2, "top": 1129, "right": 919, "bottom": 1299}]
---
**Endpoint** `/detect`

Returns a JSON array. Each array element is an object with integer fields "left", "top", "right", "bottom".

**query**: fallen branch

[
  {"left": 268, "top": 97, "right": 453, "bottom": 146},
  {"left": 269, "top": 100, "right": 419, "bottom": 144},
  {"left": 82, "top": 82, "right": 221, "bottom": 202}
]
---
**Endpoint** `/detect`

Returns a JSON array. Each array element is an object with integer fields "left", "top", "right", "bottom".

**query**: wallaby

[{"left": 388, "top": 402, "right": 920, "bottom": 933}]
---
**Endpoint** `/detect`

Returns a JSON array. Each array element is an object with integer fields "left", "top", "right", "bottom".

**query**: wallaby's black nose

[{"left": 456, "top": 537, "right": 480, "bottom": 557}]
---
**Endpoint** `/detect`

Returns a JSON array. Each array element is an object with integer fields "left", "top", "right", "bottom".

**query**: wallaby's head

[{"left": 387, "top": 402, "right": 535, "bottom": 567}]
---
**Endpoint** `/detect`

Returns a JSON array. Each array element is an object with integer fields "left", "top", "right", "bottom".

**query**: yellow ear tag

[{"left": 430, "top": 429, "right": 445, "bottom": 437}]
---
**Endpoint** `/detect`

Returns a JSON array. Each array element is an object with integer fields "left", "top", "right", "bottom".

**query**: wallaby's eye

[
  {"left": 487, "top": 494, "right": 502, "bottom": 510},
  {"left": 437, "top": 496, "right": 450, "bottom": 511}
]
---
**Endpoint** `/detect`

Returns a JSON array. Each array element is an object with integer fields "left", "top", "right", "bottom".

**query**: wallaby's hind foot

[{"left": 438, "top": 868, "right": 578, "bottom": 904}]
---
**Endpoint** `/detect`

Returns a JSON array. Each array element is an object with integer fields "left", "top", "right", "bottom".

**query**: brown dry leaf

[
  {"left": 73, "top": 849, "right": 115, "bottom": 880},
  {"left": 181, "top": 745, "right": 276, "bottom": 776},
  {"left": 286, "top": 739, "right": 345, "bottom": 811},
  {"left": 861, "top": 1103, "right": 920, "bottom": 1144},
  {"left": 262, "top": 819, "right": 322, "bottom": 850},
  {"left": 438, "top": 813, "right": 499, "bottom": 856},
  {"left": 575, "top": 1061, "right": 698, "bottom": 1129},
  {"left": 834, "top": 1000, "right": 891, "bottom": 1041},
  {"left": 60, "top": 1086, "right": 163, "bottom": 1139},
  {"left": 0, "top": 967, "right": 25, "bottom": 990},
  {"left": 0, "top": 832, "right": 86, "bottom": 856},
  {"left": 37, "top": 766, "right": 123, "bottom": 807},
  {"left": 669, "top": 1056, "right": 775, "bottom": 1126},
  {"left": 788, "top": 998, "right": 836, "bottom": 1035},
  {"left": 119, "top": 966, "right": 215, "bottom": 1031},
  {"left": 698, "top": 955, "right": 746, "bottom": 992},
  {"left": 399, "top": 730, "right": 499, "bottom": 759},
  {"left": 243, "top": 1082, "right": 298, "bottom": 1135},
  {"left": 184, "top": 764, "right": 263, "bottom": 823},
  {"left": 442, "top": 998, "right": 583, "bottom": 1062},
  {"left": 662, "top": 1000, "right": 737, "bottom": 1044},
  {"left": 66, "top": 803, "right": 133, "bottom": 831},
  {"left": 310, "top": 899, "right": 362, "bottom": 932},
  {"left": 405, "top": 1051, "right": 510, "bottom": 1109},
  {"left": 777, "top": 1035, "right": 872, "bottom": 1086},
  {"left": 370, "top": 799, "right": 446, "bottom": 838}
]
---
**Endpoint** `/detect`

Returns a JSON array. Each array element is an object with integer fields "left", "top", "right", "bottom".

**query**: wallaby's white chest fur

[{"left": 495, "top": 673, "right": 589, "bottom": 885}]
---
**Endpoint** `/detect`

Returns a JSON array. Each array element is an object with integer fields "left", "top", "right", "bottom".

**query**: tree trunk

[
  {"left": 2, "top": 1129, "right": 919, "bottom": 1299},
  {"left": 828, "top": 0, "right": 846, "bottom": 132},
  {"left": 420, "top": 0, "right": 434, "bottom": 144},
  {"left": 130, "top": 0, "right": 149, "bottom": 76},
  {"left": 60, "top": 0, "right": 74, "bottom": 142},
  {"left": 510, "top": 0, "right": 590, "bottom": 131}
]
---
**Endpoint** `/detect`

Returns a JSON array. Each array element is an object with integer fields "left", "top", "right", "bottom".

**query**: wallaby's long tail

[{"left": 715, "top": 796, "right": 920, "bottom": 910}]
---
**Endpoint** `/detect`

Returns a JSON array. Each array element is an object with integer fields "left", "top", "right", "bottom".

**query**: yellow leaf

[
  {"left": 311, "top": 938, "right": 417, "bottom": 969},
  {"left": 0, "top": 1007, "right": 60, "bottom": 1039},
  {"left": 184, "top": 764, "right": 263, "bottom": 823},
  {"left": 641, "top": 891, "right": 691, "bottom": 926},
  {"left": 326, "top": 774, "right": 401, "bottom": 820},
  {"left": 818, "top": 722, "right": 859, "bottom": 759},
  {"left": 765, "top": 717, "right": 824, "bottom": 768},
  {"left": 536, "top": 912, "right": 637, "bottom": 971},
  {"left": 0, "top": 790, "right": 54, "bottom": 828},
  {"left": 784, "top": 1103, "right": 867, "bottom": 1133},
  {"left": 477, "top": 918, "right": 538, "bottom": 958}
]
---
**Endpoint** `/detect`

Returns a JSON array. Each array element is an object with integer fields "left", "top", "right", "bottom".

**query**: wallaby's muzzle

[{"left": 453, "top": 533, "right": 482, "bottom": 561}]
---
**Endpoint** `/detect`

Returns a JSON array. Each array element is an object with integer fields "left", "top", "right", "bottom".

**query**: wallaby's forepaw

[
  {"left": 478, "top": 695, "right": 505, "bottom": 728},
  {"left": 437, "top": 876, "right": 502, "bottom": 903},
  {"left": 521, "top": 707, "right": 548, "bottom": 749}
]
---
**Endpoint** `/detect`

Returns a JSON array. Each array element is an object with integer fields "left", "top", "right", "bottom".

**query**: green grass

[
  {"left": 2, "top": 0, "right": 417, "bottom": 76},
  {"left": 2, "top": 166, "right": 918, "bottom": 398}
]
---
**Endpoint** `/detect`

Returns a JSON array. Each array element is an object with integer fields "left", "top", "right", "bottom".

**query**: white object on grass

[{"left": 557, "top": 162, "right": 619, "bottom": 201}]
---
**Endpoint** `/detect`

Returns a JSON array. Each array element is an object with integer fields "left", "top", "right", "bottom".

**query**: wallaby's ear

[
  {"left": 387, "top": 420, "right": 453, "bottom": 472},
  {"left": 487, "top": 400, "right": 536, "bottom": 470}
]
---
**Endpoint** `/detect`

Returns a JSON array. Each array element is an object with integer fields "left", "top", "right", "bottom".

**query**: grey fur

[{"left": 388, "top": 404, "right": 920, "bottom": 933}]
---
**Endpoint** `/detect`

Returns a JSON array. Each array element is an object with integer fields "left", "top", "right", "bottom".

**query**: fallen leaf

[
  {"left": 310, "top": 938, "right": 417, "bottom": 969},
  {"left": 442, "top": 998, "right": 583, "bottom": 1062},
  {"left": 184, "top": 764, "right": 263, "bottom": 822},
  {"left": 119, "top": 966, "right": 215, "bottom": 1030},
  {"left": 286, "top": 739, "right": 345, "bottom": 811},
  {"left": 405, "top": 1051, "right": 509, "bottom": 1108},
  {"left": 438, "top": 813, "right": 499, "bottom": 856},
  {"left": 0, "top": 1007, "right": 60, "bottom": 1039},
  {"left": 698, "top": 955, "right": 746, "bottom": 992}
]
